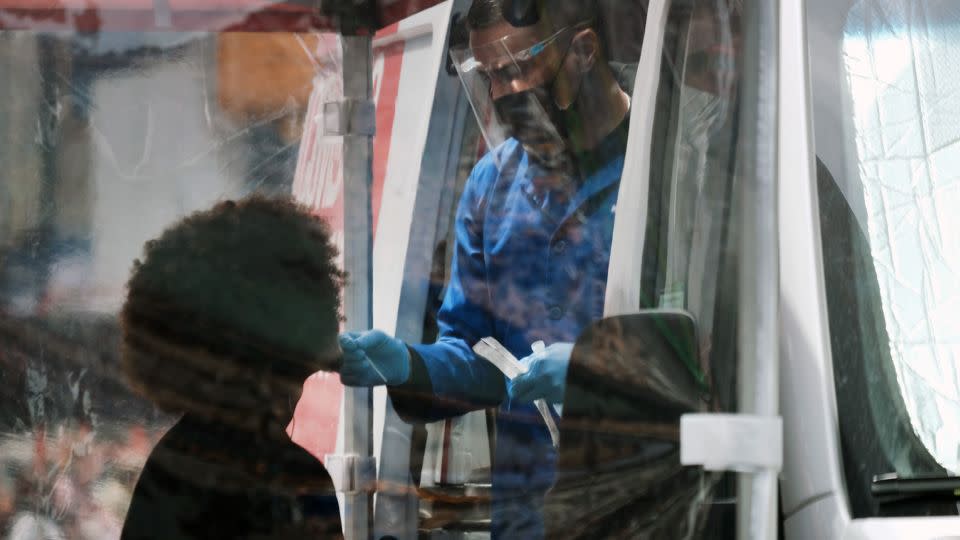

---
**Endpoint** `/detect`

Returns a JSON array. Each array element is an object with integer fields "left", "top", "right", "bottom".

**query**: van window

[{"left": 809, "top": 0, "right": 960, "bottom": 517}]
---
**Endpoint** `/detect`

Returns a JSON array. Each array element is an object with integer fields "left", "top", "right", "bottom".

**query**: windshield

[{"left": 808, "top": 0, "right": 960, "bottom": 517}]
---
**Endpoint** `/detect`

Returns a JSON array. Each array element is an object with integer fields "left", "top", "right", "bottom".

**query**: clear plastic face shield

[{"left": 450, "top": 25, "right": 578, "bottom": 174}]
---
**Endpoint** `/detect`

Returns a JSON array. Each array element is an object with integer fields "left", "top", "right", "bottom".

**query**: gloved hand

[
  {"left": 508, "top": 342, "right": 574, "bottom": 405},
  {"left": 338, "top": 330, "right": 411, "bottom": 387}
]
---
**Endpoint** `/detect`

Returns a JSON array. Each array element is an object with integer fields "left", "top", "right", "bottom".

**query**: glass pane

[
  {"left": 809, "top": 0, "right": 960, "bottom": 518},
  {"left": 0, "top": 30, "right": 338, "bottom": 538},
  {"left": 1, "top": 1, "right": 755, "bottom": 537},
  {"left": 357, "top": 1, "right": 745, "bottom": 537},
  {"left": 651, "top": 1, "right": 741, "bottom": 412}
]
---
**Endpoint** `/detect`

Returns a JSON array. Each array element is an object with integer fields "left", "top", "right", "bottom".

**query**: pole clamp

[
  {"left": 324, "top": 453, "right": 377, "bottom": 494},
  {"left": 322, "top": 99, "right": 376, "bottom": 137},
  {"left": 680, "top": 413, "right": 783, "bottom": 473}
]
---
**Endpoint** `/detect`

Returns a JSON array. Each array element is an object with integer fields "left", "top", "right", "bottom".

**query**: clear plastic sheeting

[
  {"left": 842, "top": 0, "right": 960, "bottom": 473},
  {"left": 542, "top": 0, "right": 743, "bottom": 537},
  {"left": 0, "top": 29, "right": 331, "bottom": 538},
  {"left": 0, "top": 0, "right": 755, "bottom": 537},
  {"left": 659, "top": 0, "right": 739, "bottom": 377}
]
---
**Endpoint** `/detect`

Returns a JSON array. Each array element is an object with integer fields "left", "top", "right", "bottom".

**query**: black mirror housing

[{"left": 545, "top": 310, "right": 714, "bottom": 539}]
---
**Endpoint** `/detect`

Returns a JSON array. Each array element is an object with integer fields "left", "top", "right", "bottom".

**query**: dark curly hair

[{"left": 120, "top": 196, "right": 344, "bottom": 428}]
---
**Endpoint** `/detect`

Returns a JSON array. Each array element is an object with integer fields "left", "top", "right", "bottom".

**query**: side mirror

[{"left": 545, "top": 310, "right": 713, "bottom": 539}]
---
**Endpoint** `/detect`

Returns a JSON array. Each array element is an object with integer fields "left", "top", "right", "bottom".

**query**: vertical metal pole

[
  {"left": 737, "top": 0, "right": 780, "bottom": 539},
  {"left": 341, "top": 34, "right": 375, "bottom": 540}
]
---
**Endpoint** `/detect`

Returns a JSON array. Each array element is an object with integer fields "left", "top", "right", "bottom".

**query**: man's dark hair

[
  {"left": 120, "top": 196, "right": 344, "bottom": 426},
  {"left": 466, "top": 0, "right": 598, "bottom": 33},
  {"left": 466, "top": 0, "right": 504, "bottom": 30}
]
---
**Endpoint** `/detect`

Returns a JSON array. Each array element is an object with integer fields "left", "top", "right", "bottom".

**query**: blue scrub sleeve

[{"left": 388, "top": 159, "right": 507, "bottom": 423}]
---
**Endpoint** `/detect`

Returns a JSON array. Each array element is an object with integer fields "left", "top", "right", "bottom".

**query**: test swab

[{"left": 473, "top": 337, "right": 561, "bottom": 448}]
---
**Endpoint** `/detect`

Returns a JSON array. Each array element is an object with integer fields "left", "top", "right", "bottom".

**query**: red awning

[{"left": 0, "top": 0, "right": 443, "bottom": 32}]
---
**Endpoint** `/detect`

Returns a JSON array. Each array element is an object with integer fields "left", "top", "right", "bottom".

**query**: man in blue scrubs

[{"left": 339, "top": 1, "right": 631, "bottom": 536}]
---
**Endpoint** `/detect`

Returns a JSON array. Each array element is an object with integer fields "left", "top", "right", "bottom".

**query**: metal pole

[
  {"left": 341, "top": 34, "right": 375, "bottom": 540},
  {"left": 737, "top": 0, "right": 780, "bottom": 539}
]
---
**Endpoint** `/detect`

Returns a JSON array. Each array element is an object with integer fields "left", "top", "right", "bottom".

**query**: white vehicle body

[{"left": 780, "top": 0, "right": 960, "bottom": 538}]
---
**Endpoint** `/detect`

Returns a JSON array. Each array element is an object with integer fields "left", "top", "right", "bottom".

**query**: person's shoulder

[
  {"left": 276, "top": 440, "right": 339, "bottom": 494},
  {"left": 462, "top": 139, "right": 525, "bottom": 210},
  {"left": 9, "top": 513, "right": 65, "bottom": 540},
  {"left": 281, "top": 442, "right": 342, "bottom": 536},
  {"left": 120, "top": 443, "right": 185, "bottom": 540}
]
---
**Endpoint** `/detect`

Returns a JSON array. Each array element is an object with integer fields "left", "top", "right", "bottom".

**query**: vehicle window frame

[{"left": 807, "top": 0, "right": 960, "bottom": 518}]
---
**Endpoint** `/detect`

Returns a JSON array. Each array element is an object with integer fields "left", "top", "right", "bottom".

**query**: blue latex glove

[
  {"left": 338, "top": 330, "right": 411, "bottom": 387},
  {"left": 508, "top": 343, "right": 574, "bottom": 405}
]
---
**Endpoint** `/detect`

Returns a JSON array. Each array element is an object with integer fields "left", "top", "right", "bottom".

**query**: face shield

[{"left": 450, "top": 26, "right": 577, "bottom": 174}]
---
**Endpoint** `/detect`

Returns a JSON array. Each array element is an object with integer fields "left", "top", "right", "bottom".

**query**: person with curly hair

[{"left": 118, "top": 196, "right": 344, "bottom": 540}]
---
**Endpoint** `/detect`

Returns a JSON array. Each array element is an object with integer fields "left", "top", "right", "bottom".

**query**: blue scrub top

[{"left": 391, "top": 126, "right": 627, "bottom": 538}]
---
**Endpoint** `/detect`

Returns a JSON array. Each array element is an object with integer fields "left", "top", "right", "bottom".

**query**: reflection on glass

[
  {"left": 1, "top": 0, "right": 752, "bottom": 536},
  {"left": 0, "top": 30, "right": 320, "bottom": 538},
  {"left": 376, "top": 2, "right": 739, "bottom": 538}
]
